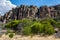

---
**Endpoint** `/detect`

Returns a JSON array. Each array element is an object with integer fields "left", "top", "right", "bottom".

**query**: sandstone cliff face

[
  {"left": 0, "top": 5, "right": 60, "bottom": 23},
  {"left": 38, "top": 6, "right": 58, "bottom": 18},
  {"left": 18, "top": 5, "right": 38, "bottom": 20}
]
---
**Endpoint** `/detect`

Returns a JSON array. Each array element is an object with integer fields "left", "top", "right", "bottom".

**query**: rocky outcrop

[
  {"left": 0, "top": 5, "right": 60, "bottom": 23},
  {"left": 38, "top": 6, "right": 58, "bottom": 18}
]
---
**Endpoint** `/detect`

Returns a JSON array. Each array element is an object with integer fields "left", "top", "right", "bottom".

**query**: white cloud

[
  {"left": 0, "top": 0, "right": 16, "bottom": 15},
  {"left": 0, "top": 12, "right": 1, "bottom": 15}
]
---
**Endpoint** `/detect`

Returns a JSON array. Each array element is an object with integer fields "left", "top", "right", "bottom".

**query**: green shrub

[
  {"left": 44, "top": 24, "right": 55, "bottom": 35},
  {"left": 21, "top": 19, "right": 33, "bottom": 28},
  {"left": 41, "top": 19, "right": 57, "bottom": 25},
  {"left": 9, "top": 33, "right": 14, "bottom": 38},
  {"left": 5, "top": 20, "right": 20, "bottom": 30},
  {"left": 41, "top": 19, "right": 55, "bottom": 35},
  {"left": 31, "top": 22, "right": 44, "bottom": 34},
  {"left": 56, "top": 22, "right": 60, "bottom": 28},
  {"left": 23, "top": 27, "right": 31, "bottom": 35},
  {"left": 49, "top": 19, "right": 57, "bottom": 27},
  {"left": 17, "top": 19, "right": 33, "bottom": 33},
  {"left": 5, "top": 19, "right": 55, "bottom": 35},
  {"left": 41, "top": 19, "right": 57, "bottom": 27}
]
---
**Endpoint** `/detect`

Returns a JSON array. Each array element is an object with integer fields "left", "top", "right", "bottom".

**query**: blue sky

[
  {"left": 0, "top": 0, "right": 60, "bottom": 15},
  {"left": 10, "top": 0, "right": 60, "bottom": 7}
]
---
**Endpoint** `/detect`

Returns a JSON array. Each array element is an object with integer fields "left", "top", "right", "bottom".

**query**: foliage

[
  {"left": 5, "top": 20, "right": 20, "bottom": 30},
  {"left": 56, "top": 22, "right": 60, "bottom": 28},
  {"left": 23, "top": 27, "right": 31, "bottom": 35},
  {"left": 21, "top": 19, "right": 33, "bottom": 28},
  {"left": 9, "top": 33, "right": 14, "bottom": 38},
  {"left": 17, "top": 19, "right": 42, "bottom": 35},
  {"left": 17, "top": 19, "right": 33, "bottom": 33},
  {"left": 5, "top": 18, "right": 56, "bottom": 35},
  {"left": 41, "top": 19, "right": 57, "bottom": 27},
  {"left": 40, "top": 19, "right": 55, "bottom": 35},
  {"left": 31, "top": 22, "right": 44, "bottom": 34},
  {"left": 43, "top": 23, "right": 55, "bottom": 35}
]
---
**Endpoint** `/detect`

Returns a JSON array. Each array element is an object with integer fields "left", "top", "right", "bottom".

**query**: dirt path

[{"left": 0, "top": 34, "right": 60, "bottom": 40}]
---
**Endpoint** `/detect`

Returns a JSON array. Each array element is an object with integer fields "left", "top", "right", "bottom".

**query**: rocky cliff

[{"left": 0, "top": 5, "right": 60, "bottom": 23}]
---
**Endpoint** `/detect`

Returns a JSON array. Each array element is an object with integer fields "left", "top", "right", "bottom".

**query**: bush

[
  {"left": 5, "top": 20, "right": 20, "bottom": 30},
  {"left": 23, "top": 27, "right": 31, "bottom": 35},
  {"left": 5, "top": 19, "right": 55, "bottom": 35},
  {"left": 41, "top": 19, "right": 57, "bottom": 27},
  {"left": 44, "top": 24, "right": 55, "bottom": 35},
  {"left": 17, "top": 19, "right": 33, "bottom": 33},
  {"left": 21, "top": 19, "right": 33, "bottom": 28},
  {"left": 56, "top": 22, "right": 60, "bottom": 28},
  {"left": 41, "top": 19, "right": 55, "bottom": 35},
  {"left": 9, "top": 33, "right": 14, "bottom": 38},
  {"left": 31, "top": 22, "right": 44, "bottom": 34}
]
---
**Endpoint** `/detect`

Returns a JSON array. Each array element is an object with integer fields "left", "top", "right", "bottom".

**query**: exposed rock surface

[{"left": 0, "top": 5, "right": 60, "bottom": 23}]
